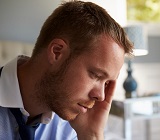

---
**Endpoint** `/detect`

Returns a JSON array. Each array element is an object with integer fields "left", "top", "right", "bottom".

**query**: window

[
  {"left": 127, "top": 0, "right": 160, "bottom": 36},
  {"left": 127, "top": 0, "right": 160, "bottom": 22}
]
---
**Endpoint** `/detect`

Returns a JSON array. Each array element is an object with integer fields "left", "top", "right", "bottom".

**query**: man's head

[
  {"left": 32, "top": 0, "right": 133, "bottom": 58},
  {"left": 30, "top": 1, "right": 133, "bottom": 121}
]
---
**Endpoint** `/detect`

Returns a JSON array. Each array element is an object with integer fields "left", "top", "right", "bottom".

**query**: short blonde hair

[{"left": 32, "top": 0, "right": 133, "bottom": 57}]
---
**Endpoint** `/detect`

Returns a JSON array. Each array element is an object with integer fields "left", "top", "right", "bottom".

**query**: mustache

[{"left": 79, "top": 100, "right": 95, "bottom": 109}]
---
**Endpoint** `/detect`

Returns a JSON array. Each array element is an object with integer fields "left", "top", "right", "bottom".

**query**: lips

[
  {"left": 78, "top": 103, "right": 88, "bottom": 113},
  {"left": 78, "top": 101, "right": 95, "bottom": 113}
]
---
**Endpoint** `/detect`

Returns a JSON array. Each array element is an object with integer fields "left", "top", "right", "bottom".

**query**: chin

[
  {"left": 61, "top": 113, "right": 77, "bottom": 121},
  {"left": 53, "top": 105, "right": 79, "bottom": 121},
  {"left": 57, "top": 110, "right": 78, "bottom": 121}
]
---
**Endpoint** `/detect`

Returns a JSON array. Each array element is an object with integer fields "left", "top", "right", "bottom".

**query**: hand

[{"left": 70, "top": 81, "right": 116, "bottom": 140}]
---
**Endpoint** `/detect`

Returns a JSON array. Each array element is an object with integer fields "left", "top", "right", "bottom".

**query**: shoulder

[{"left": 0, "top": 106, "right": 20, "bottom": 140}]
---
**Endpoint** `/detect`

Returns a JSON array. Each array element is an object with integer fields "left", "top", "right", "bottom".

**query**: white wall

[
  {"left": 0, "top": 0, "right": 61, "bottom": 43},
  {"left": 0, "top": 0, "right": 127, "bottom": 43}
]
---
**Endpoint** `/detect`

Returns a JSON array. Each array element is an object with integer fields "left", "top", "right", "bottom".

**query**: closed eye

[{"left": 89, "top": 71, "right": 101, "bottom": 80}]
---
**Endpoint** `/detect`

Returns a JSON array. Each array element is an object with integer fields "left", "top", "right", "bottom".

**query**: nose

[{"left": 89, "top": 83, "right": 105, "bottom": 101}]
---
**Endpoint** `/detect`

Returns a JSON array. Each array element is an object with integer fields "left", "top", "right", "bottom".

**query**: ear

[{"left": 47, "top": 39, "right": 69, "bottom": 64}]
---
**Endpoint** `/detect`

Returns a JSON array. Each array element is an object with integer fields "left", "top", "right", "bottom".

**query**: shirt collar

[
  {"left": 0, "top": 56, "right": 24, "bottom": 108},
  {"left": 0, "top": 55, "right": 54, "bottom": 124}
]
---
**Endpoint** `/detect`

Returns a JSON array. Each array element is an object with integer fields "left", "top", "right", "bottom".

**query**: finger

[{"left": 105, "top": 80, "right": 116, "bottom": 104}]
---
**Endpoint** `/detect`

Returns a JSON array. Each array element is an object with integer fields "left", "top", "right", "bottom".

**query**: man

[{"left": 0, "top": 1, "right": 133, "bottom": 140}]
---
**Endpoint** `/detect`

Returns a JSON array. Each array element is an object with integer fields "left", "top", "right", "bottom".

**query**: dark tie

[
  {"left": 0, "top": 67, "right": 40, "bottom": 139},
  {"left": 9, "top": 108, "right": 40, "bottom": 140}
]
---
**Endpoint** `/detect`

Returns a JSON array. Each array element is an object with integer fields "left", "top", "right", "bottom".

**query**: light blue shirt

[
  {"left": 35, "top": 115, "right": 77, "bottom": 140},
  {"left": 0, "top": 56, "right": 77, "bottom": 140}
]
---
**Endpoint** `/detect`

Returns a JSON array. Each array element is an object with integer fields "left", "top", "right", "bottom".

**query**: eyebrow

[{"left": 93, "top": 67, "right": 119, "bottom": 80}]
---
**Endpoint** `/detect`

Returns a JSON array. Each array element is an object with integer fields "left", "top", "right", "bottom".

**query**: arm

[{"left": 70, "top": 81, "right": 116, "bottom": 140}]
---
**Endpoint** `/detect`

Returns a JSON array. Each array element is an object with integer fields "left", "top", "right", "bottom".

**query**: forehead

[{"left": 82, "top": 35, "right": 125, "bottom": 80}]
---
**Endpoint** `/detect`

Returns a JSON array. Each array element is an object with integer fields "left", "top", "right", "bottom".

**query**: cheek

[{"left": 64, "top": 73, "right": 93, "bottom": 99}]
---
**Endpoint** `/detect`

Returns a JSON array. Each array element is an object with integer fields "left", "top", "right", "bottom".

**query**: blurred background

[{"left": 0, "top": 0, "right": 160, "bottom": 140}]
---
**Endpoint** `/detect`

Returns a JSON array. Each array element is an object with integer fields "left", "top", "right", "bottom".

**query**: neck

[{"left": 17, "top": 58, "right": 50, "bottom": 117}]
